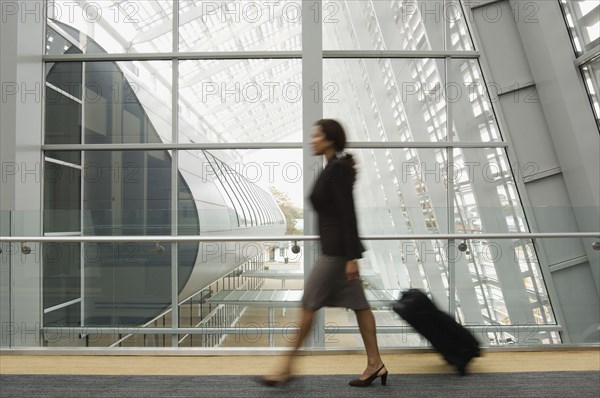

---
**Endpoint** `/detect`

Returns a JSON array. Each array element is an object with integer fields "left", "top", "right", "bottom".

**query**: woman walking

[{"left": 257, "top": 119, "right": 387, "bottom": 387}]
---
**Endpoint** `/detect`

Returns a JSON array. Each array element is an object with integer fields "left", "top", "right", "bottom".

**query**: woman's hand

[{"left": 345, "top": 259, "right": 360, "bottom": 281}]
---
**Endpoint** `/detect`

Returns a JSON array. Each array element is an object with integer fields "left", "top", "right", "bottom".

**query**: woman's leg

[
  {"left": 266, "top": 307, "right": 315, "bottom": 380},
  {"left": 354, "top": 308, "right": 386, "bottom": 377},
  {"left": 292, "top": 308, "right": 316, "bottom": 351}
]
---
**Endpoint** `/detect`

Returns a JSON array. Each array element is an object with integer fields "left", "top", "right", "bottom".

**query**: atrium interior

[{"left": 1, "top": 0, "right": 599, "bottom": 352}]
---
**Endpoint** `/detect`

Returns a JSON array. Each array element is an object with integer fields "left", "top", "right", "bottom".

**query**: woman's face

[{"left": 310, "top": 125, "right": 334, "bottom": 156}]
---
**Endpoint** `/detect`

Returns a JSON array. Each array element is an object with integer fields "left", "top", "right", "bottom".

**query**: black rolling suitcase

[{"left": 393, "top": 289, "right": 480, "bottom": 375}]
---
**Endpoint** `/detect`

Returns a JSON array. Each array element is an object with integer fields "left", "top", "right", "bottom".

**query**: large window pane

[
  {"left": 43, "top": 242, "right": 81, "bottom": 309},
  {"left": 179, "top": 59, "right": 302, "bottom": 143},
  {"left": 46, "top": 61, "right": 82, "bottom": 99},
  {"left": 43, "top": 241, "right": 82, "bottom": 342},
  {"left": 451, "top": 59, "right": 503, "bottom": 142},
  {"left": 350, "top": 148, "right": 449, "bottom": 235},
  {"left": 454, "top": 148, "right": 528, "bottom": 234},
  {"left": 85, "top": 61, "right": 172, "bottom": 145},
  {"left": 324, "top": 58, "right": 448, "bottom": 142},
  {"left": 45, "top": 90, "right": 82, "bottom": 165},
  {"left": 83, "top": 241, "right": 172, "bottom": 331},
  {"left": 83, "top": 151, "right": 172, "bottom": 236},
  {"left": 461, "top": 238, "right": 559, "bottom": 345},
  {"left": 178, "top": 149, "right": 296, "bottom": 232},
  {"left": 44, "top": 162, "right": 81, "bottom": 233},
  {"left": 178, "top": 1, "right": 302, "bottom": 52},
  {"left": 47, "top": 1, "right": 173, "bottom": 54},
  {"left": 324, "top": 0, "right": 451, "bottom": 51}
]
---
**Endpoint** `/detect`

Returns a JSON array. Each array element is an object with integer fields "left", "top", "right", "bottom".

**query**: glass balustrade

[{"left": 1, "top": 209, "right": 598, "bottom": 349}]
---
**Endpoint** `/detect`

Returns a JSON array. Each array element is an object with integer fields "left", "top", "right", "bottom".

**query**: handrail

[
  {"left": 42, "top": 324, "right": 564, "bottom": 335},
  {"left": 39, "top": 141, "right": 507, "bottom": 151},
  {"left": 1, "top": 232, "right": 599, "bottom": 243},
  {"left": 42, "top": 50, "right": 479, "bottom": 63}
]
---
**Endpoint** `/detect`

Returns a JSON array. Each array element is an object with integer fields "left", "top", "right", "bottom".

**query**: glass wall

[{"left": 32, "top": 0, "right": 575, "bottom": 349}]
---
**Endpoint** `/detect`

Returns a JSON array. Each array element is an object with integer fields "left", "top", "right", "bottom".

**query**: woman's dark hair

[
  {"left": 314, "top": 118, "right": 357, "bottom": 183},
  {"left": 315, "top": 118, "right": 346, "bottom": 152}
]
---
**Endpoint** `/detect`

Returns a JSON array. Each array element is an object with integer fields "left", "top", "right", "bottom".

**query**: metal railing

[
  {"left": 2, "top": 232, "right": 599, "bottom": 244},
  {"left": 2, "top": 232, "right": 598, "bottom": 348}
]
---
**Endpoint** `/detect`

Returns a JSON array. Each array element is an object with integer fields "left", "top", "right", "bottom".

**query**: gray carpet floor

[{"left": 1, "top": 372, "right": 598, "bottom": 398}]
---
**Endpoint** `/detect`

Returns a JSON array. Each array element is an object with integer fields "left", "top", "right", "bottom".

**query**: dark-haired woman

[{"left": 257, "top": 119, "right": 387, "bottom": 387}]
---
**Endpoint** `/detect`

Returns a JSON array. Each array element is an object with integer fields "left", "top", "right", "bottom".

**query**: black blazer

[{"left": 309, "top": 157, "right": 365, "bottom": 261}]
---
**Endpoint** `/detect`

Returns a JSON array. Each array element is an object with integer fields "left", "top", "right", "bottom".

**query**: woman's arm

[{"left": 331, "top": 162, "right": 364, "bottom": 262}]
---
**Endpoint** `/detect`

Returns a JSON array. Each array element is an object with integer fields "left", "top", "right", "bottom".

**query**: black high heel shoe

[{"left": 348, "top": 364, "right": 388, "bottom": 387}]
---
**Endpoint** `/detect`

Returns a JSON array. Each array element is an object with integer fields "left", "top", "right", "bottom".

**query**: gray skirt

[{"left": 301, "top": 254, "right": 370, "bottom": 311}]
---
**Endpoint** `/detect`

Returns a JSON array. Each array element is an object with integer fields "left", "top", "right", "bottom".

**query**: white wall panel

[
  {"left": 526, "top": 174, "right": 588, "bottom": 266},
  {"left": 472, "top": 1, "right": 534, "bottom": 88},
  {"left": 552, "top": 262, "right": 600, "bottom": 343},
  {"left": 498, "top": 88, "right": 560, "bottom": 179}
]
